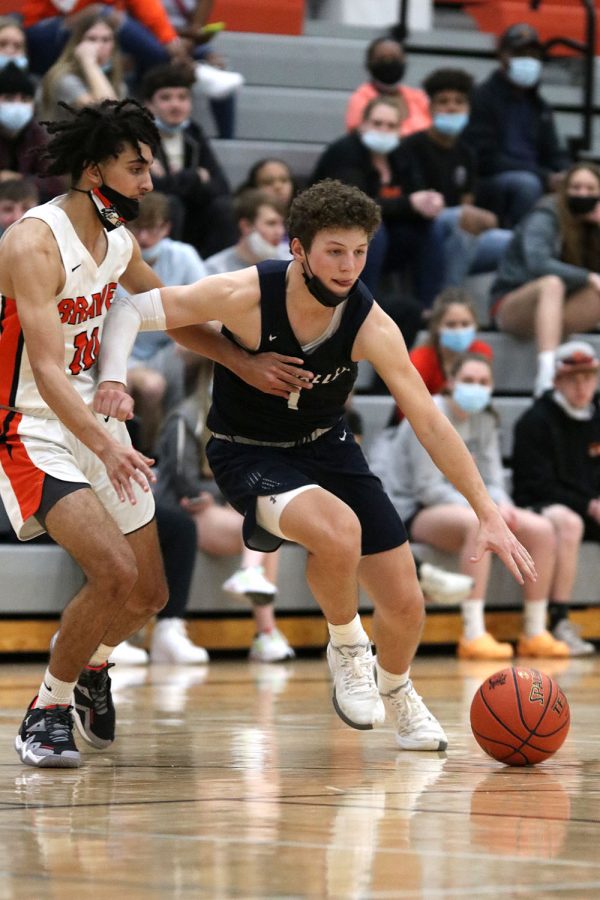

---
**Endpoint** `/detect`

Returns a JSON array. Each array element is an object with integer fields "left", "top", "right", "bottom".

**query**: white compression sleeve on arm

[{"left": 98, "top": 288, "right": 167, "bottom": 385}]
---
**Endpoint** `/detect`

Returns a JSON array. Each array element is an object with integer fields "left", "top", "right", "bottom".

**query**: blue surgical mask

[
  {"left": 439, "top": 326, "right": 476, "bottom": 353},
  {"left": 0, "top": 100, "right": 33, "bottom": 133},
  {"left": 360, "top": 130, "right": 400, "bottom": 155},
  {"left": 507, "top": 56, "right": 542, "bottom": 88},
  {"left": 140, "top": 238, "right": 167, "bottom": 263},
  {"left": 154, "top": 116, "right": 190, "bottom": 136},
  {"left": 452, "top": 382, "right": 492, "bottom": 415},
  {"left": 433, "top": 111, "right": 468, "bottom": 137},
  {"left": 0, "top": 54, "right": 28, "bottom": 71}
]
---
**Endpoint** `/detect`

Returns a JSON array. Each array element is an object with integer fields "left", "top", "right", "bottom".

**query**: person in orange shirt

[
  {"left": 390, "top": 287, "right": 493, "bottom": 425},
  {"left": 345, "top": 36, "right": 431, "bottom": 137}
]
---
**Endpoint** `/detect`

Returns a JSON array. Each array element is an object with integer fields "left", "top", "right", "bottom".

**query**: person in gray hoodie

[
  {"left": 490, "top": 162, "right": 600, "bottom": 396},
  {"left": 370, "top": 352, "right": 576, "bottom": 660}
]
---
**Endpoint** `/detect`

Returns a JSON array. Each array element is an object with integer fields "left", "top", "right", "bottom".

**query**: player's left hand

[
  {"left": 471, "top": 506, "right": 537, "bottom": 585},
  {"left": 239, "top": 351, "right": 314, "bottom": 399},
  {"left": 94, "top": 381, "right": 134, "bottom": 421}
]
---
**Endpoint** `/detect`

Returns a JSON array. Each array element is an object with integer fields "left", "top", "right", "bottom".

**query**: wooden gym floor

[{"left": 0, "top": 654, "right": 599, "bottom": 898}]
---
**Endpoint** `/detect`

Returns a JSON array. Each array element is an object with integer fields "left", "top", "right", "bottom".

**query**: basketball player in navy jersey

[
  {"left": 97, "top": 179, "right": 536, "bottom": 750},
  {"left": 0, "top": 99, "right": 311, "bottom": 768}
]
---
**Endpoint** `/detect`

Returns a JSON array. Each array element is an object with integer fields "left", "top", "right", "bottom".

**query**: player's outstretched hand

[
  {"left": 239, "top": 351, "right": 314, "bottom": 399},
  {"left": 99, "top": 442, "right": 156, "bottom": 505},
  {"left": 471, "top": 507, "right": 537, "bottom": 585},
  {"left": 94, "top": 381, "right": 134, "bottom": 421}
]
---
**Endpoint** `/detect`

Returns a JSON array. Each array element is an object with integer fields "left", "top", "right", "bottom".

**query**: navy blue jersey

[{"left": 207, "top": 260, "right": 374, "bottom": 442}]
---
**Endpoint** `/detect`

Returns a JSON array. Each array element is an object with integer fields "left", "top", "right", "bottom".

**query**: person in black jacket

[
  {"left": 141, "top": 62, "right": 237, "bottom": 257},
  {"left": 512, "top": 340, "right": 599, "bottom": 655},
  {"left": 463, "top": 23, "right": 570, "bottom": 227},
  {"left": 397, "top": 67, "right": 512, "bottom": 289},
  {"left": 310, "top": 95, "right": 445, "bottom": 314}
]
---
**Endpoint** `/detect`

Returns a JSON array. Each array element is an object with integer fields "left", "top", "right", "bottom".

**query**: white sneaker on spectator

[
  {"left": 195, "top": 63, "right": 244, "bottom": 99},
  {"left": 418, "top": 563, "right": 473, "bottom": 605},
  {"left": 223, "top": 565, "right": 277, "bottom": 605},
  {"left": 382, "top": 679, "right": 448, "bottom": 751},
  {"left": 51, "top": 631, "right": 148, "bottom": 666},
  {"left": 552, "top": 619, "right": 595, "bottom": 656},
  {"left": 150, "top": 619, "right": 209, "bottom": 665},
  {"left": 109, "top": 641, "right": 149, "bottom": 666},
  {"left": 326, "top": 642, "right": 385, "bottom": 730},
  {"left": 249, "top": 628, "right": 295, "bottom": 662}
]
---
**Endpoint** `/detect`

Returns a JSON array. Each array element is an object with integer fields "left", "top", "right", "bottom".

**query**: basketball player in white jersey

[{"left": 0, "top": 99, "right": 311, "bottom": 768}]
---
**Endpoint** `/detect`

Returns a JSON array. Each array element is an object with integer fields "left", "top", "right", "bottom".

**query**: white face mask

[
  {"left": 360, "top": 129, "right": 400, "bottom": 155},
  {"left": 0, "top": 100, "right": 33, "bottom": 133},
  {"left": 140, "top": 238, "right": 167, "bottom": 264},
  {"left": 247, "top": 229, "right": 277, "bottom": 261},
  {"left": 507, "top": 56, "right": 542, "bottom": 88}
]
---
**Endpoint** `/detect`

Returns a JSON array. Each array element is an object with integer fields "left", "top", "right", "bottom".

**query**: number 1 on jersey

[{"left": 287, "top": 389, "right": 301, "bottom": 411}]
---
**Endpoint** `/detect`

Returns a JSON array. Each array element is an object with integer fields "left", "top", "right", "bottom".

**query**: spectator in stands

[
  {"left": 238, "top": 158, "right": 297, "bottom": 257},
  {"left": 22, "top": 0, "right": 188, "bottom": 79},
  {"left": 38, "top": 12, "right": 126, "bottom": 121},
  {"left": 141, "top": 62, "right": 237, "bottom": 258},
  {"left": 372, "top": 352, "right": 573, "bottom": 660},
  {"left": 311, "top": 96, "right": 442, "bottom": 328},
  {"left": 512, "top": 339, "right": 600, "bottom": 656},
  {"left": 204, "top": 188, "right": 289, "bottom": 276},
  {"left": 0, "top": 63, "right": 65, "bottom": 201},
  {"left": 161, "top": 0, "right": 244, "bottom": 139},
  {"left": 124, "top": 191, "right": 207, "bottom": 455},
  {"left": 389, "top": 287, "right": 493, "bottom": 425},
  {"left": 0, "top": 17, "right": 29, "bottom": 72},
  {"left": 398, "top": 67, "right": 512, "bottom": 289},
  {"left": 345, "top": 36, "right": 431, "bottom": 136},
  {"left": 0, "top": 177, "right": 39, "bottom": 236},
  {"left": 239, "top": 157, "right": 297, "bottom": 215},
  {"left": 463, "top": 23, "right": 570, "bottom": 228},
  {"left": 155, "top": 363, "right": 295, "bottom": 663},
  {"left": 490, "top": 161, "right": 600, "bottom": 397}
]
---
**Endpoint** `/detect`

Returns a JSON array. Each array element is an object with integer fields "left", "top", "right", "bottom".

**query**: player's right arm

[{"left": 0, "top": 222, "right": 154, "bottom": 504}]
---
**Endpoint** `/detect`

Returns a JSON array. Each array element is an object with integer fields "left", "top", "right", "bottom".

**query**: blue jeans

[
  {"left": 432, "top": 207, "right": 512, "bottom": 287},
  {"left": 475, "top": 171, "right": 544, "bottom": 228}
]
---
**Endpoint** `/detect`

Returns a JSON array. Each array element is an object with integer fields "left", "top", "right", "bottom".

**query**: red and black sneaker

[
  {"left": 15, "top": 698, "right": 80, "bottom": 768},
  {"left": 73, "top": 662, "right": 116, "bottom": 749}
]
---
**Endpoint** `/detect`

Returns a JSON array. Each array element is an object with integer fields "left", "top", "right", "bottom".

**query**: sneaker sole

[
  {"left": 15, "top": 736, "right": 81, "bottom": 768},
  {"left": 224, "top": 588, "right": 276, "bottom": 606},
  {"left": 332, "top": 689, "right": 385, "bottom": 731},
  {"left": 396, "top": 735, "right": 449, "bottom": 752},
  {"left": 72, "top": 706, "right": 113, "bottom": 750}
]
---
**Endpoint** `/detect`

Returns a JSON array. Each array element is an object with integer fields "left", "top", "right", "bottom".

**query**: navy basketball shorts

[{"left": 206, "top": 419, "right": 407, "bottom": 554}]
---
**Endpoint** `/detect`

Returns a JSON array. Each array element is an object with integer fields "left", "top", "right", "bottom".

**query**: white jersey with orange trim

[{"left": 0, "top": 196, "right": 133, "bottom": 417}]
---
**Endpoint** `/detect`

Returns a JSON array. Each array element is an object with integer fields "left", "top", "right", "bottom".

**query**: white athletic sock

[
  {"left": 327, "top": 613, "right": 369, "bottom": 647},
  {"left": 524, "top": 600, "right": 548, "bottom": 637},
  {"left": 461, "top": 599, "right": 486, "bottom": 641},
  {"left": 88, "top": 643, "right": 115, "bottom": 667},
  {"left": 376, "top": 662, "right": 409, "bottom": 696},
  {"left": 535, "top": 351, "right": 555, "bottom": 396},
  {"left": 36, "top": 668, "right": 77, "bottom": 708}
]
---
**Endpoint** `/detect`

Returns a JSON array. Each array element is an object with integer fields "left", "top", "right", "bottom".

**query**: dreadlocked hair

[{"left": 41, "top": 99, "right": 160, "bottom": 181}]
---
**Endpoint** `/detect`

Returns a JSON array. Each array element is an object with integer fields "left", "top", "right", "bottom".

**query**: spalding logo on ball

[{"left": 470, "top": 667, "right": 570, "bottom": 766}]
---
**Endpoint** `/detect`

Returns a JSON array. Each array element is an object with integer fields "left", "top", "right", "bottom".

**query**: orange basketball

[{"left": 470, "top": 667, "right": 570, "bottom": 766}]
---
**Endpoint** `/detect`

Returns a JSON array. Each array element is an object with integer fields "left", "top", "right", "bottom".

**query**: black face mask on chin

[
  {"left": 73, "top": 180, "right": 140, "bottom": 231},
  {"left": 302, "top": 257, "right": 360, "bottom": 308},
  {"left": 368, "top": 59, "right": 406, "bottom": 86},
  {"left": 567, "top": 194, "right": 600, "bottom": 217}
]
